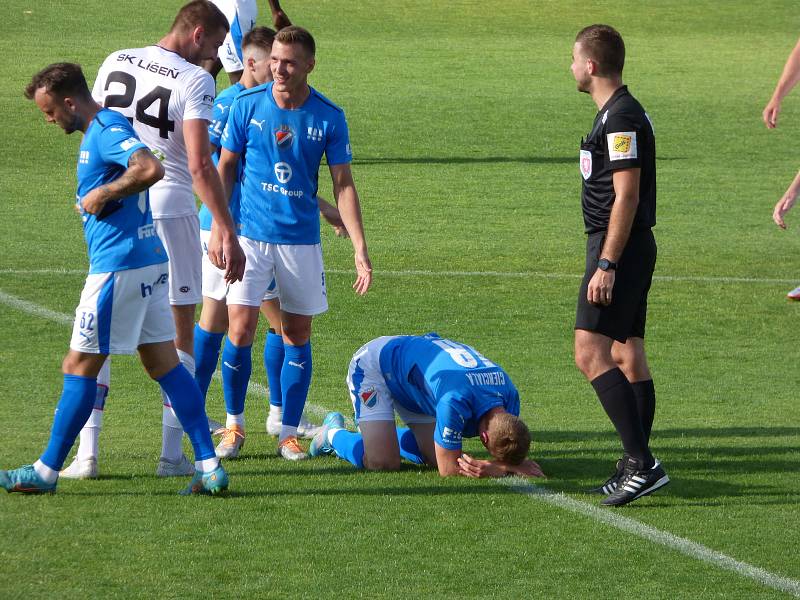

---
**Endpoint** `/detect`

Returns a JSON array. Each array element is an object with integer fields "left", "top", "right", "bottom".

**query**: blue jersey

[
  {"left": 200, "top": 82, "right": 245, "bottom": 232},
  {"left": 378, "top": 333, "right": 521, "bottom": 450},
  {"left": 77, "top": 109, "right": 167, "bottom": 274},
  {"left": 221, "top": 82, "right": 352, "bottom": 244}
]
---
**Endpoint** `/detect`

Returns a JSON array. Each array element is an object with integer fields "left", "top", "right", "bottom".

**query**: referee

[{"left": 570, "top": 24, "right": 668, "bottom": 506}]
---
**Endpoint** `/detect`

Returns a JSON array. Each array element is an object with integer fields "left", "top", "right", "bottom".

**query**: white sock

[
  {"left": 226, "top": 412, "right": 245, "bottom": 429},
  {"left": 196, "top": 457, "right": 220, "bottom": 473},
  {"left": 327, "top": 427, "right": 344, "bottom": 446},
  {"left": 176, "top": 349, "right": 196, "bottom": 377},
  {"left": 161, "top": 404, "right": 184, "bottom": 463},
  {"left": 268, "top": 405, "right": 282, "bottom": 420},
  {"left": 280, "top": 425, "right": 298, "bottom": 442},
  {"left": 77, "top": 421, "right": 101, "bottom": 461},
  {"left": 33, "top": 460, "right": 59, "bottom": 484}
]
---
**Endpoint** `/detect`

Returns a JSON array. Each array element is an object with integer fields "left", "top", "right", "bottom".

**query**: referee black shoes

[
  {"left": 588, "top": 455, "right": 628, "bottom": 495},
  {"left": 601, "top": 456, "right": 669, "bottom": 507}
]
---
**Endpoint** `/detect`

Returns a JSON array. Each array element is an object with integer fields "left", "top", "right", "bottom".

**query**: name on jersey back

[{"left": 116, "top": 53, "right": 181, "bottom": 79}]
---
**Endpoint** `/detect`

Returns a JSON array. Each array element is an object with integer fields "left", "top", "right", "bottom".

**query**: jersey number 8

[{"left": 103, "top": 71, "right": 176, "bottom": 139}]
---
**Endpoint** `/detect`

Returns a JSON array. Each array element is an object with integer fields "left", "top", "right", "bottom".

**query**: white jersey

[
  {"left": 210, "top": 0, "right": 258, "bottom": 73},
  {"left": 92, "top": 46, "right": 216, "bottom": 218}
]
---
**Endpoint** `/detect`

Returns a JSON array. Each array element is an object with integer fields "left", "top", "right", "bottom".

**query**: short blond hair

[{"left": 486, "top": 413, "right": 531, "bottom": 465}]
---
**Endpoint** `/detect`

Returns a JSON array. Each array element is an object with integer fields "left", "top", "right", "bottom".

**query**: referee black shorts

[{"left": 575, "top": 228, "right": 656, "bottom": 343}]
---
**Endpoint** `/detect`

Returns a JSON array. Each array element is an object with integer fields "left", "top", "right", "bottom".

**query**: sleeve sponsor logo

[
  {"left": 607, "top": 131, "right": 637, "bottom": 161},
  {"left": 120, "top": 137, "right": 140, "bottom": 151},
  {"left": 442, "top": 427, "right": 462, "bottom": 442}
]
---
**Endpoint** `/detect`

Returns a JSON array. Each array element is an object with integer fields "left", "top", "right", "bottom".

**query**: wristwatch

[{"left": 597, "top": 258, "right": 617, "bottom": 271}]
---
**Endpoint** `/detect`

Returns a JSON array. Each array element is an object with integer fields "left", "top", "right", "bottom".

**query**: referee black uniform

[{"left": 576, "top": 85, "right": 656, "bottom": 342}]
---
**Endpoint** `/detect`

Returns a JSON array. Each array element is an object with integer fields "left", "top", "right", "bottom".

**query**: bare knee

[{"left": 363, "top": 455, "right": 401, "bottom": 471}]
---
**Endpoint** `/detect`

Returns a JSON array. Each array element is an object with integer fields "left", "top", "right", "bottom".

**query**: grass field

[{"left": 2, "top": 1, "right": 800, "bottom": 598}]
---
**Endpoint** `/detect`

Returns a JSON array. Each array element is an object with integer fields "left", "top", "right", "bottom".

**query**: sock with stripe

[
  {"left": 264, "top": 330, "right": 285, "bottom": 410},
  {"left": 280, "top": 341, "right": 312, "bottom": 439},
  {"left": 221, "top": 339, "right": 252, "bottom": 417},
  {"left": 76, "top": 358, "right": 110, "bottom": 461},
  {"left": 193, "top": 324, "right": 225, "bottom": 399},
  {"left": 157, "top": 364, "right": 216, "bottom": 462}
]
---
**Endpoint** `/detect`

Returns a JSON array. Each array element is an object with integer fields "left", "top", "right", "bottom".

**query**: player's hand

[
  {"left": 222, "top": 234, "right": 245, "bottom": 283},
  {"left": 334, "top": 226, "right": 349, "bottom": 238},
  {"left": 353, "top": 248, "right": 372, "bottom": 295},
  {"left": 773, "top": 191, "right": 798, "bottom": 229},
  {"left": 457, "top": 453, "right": 506, "bottom": 478},
  {"left": 507, "top": 459, "right": 545, "bottom": 478},
  {"left": 763, "top": 98, "right": 781, "bottom": 129},
  {"left": 587, "top": 268, "right": 615, "bottom": 306},
  {"left": 80, "top": 188, "right": 109, "bottom": 215}
]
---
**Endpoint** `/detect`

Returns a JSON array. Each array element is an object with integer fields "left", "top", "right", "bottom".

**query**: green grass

[{"left": 1, "top": 1, "right": 800, "bottom": 598}]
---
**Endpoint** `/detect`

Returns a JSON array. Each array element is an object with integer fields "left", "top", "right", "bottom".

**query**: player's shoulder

[
  {"left": 607, "top": 87, "right": 647, "bottom": 120},
  {"left": 94, "top": 108, "right": 135, "bottom": 132},
  {"left": 237, "top": 81, "right": 271, "bottom": 101},
  {"left": 218, "top": 82, "right": 246, "bottom": 103},
  {"left": 308, "top": 87, "right": 345, "bottom": 115}
]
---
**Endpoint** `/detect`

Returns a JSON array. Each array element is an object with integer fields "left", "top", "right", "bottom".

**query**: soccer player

[
  {"left": 307, "top": 334, "right": 543, "bottom": 478},
  {"left": 62, "top": 0, "right": 245, "bottom": 480},
  {"left": 195, "top": 26, "right": 343, "bottom": 457},
  {"left": 0, "top": 63, "right": 227, "bottom": 496},
  {"left": 570, "top": 25, "right": 669, "bottom": 506},
  {"left": 217, "top": 26, "right": 372, "bottom": 461},
  {"left": 762, "top": 36, "right": 800, "bottom": 300},
  {"left": 206, "top": 0, "right": 291, "bottom": 84}
]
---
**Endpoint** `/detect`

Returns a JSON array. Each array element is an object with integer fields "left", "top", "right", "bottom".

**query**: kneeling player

[
  {"left": 0, "top": 63, "right": 227, "bottom": 496},
  {"left": 309, "top": 334, "right": 544, "bottom": 478}
]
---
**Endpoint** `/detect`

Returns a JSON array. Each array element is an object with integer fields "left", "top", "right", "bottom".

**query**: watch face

[{"left": 598, "top": 259, "right": 610, "bottom": 270}]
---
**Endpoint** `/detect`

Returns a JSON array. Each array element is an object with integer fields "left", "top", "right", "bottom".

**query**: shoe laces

[
  {"left": 280, "top": 436, "right": 303, "bottom": 454},
  {"left": 221, "top": 426, "right": 245, "bottom": 446}
]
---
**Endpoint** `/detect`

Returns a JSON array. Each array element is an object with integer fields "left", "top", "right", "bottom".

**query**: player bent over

[
  {"left": 308, "top": 334, "right": 544, "bottom": 479},
  {"left": 0, "top": 63, "right": 227, "bottom": 496}
]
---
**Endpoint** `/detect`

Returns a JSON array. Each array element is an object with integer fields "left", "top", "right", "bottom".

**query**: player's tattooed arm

[{"left": 80, "top": 149, "right": 165, "bottom": 215}]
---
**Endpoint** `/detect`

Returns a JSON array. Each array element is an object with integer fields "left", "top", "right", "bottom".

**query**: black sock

[
  {"left": 591, "top": 368, "right": 654, "bottom": 467},
  {"left": 631, "top": 379, "right": 656, "bottom": 443}
]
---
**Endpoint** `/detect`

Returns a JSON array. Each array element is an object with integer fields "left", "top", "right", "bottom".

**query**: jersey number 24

[{"left": 103, "top": 71, "right": 176, "bottom": 139}]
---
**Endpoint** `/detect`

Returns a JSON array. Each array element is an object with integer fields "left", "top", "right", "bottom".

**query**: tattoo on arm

[{"left": 100, "top": 149, "right": 158, "bottom": 201}]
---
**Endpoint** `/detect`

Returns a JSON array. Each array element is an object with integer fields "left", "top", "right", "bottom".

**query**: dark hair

[
  {"left": 274, "top": 26, "right": 315, "bottom": 57},
  {"left": 24, "top": 62, "right": 91, "bottom": 100},
  {"left": 576, "top": 24, "right": 625, "bottom": 76},
  {"left": 242, "top": 26, "right": 277, "bottom": 53},
  {"left": 170, "top": 0, "right": 229, "bottom": 35}
]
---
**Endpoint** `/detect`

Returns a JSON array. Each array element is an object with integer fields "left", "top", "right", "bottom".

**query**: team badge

[
  {"left": 275, "top": 125, "right": 294, "bottom": 147},
  {"left": 360, "top": 387, "right": 378, "bottom": 408},
  {"left": 607, "top": 131, "right": 637, "bottom": 161},
  {"left": 580, "top": 149, "right": 592, "bottom": 180}
]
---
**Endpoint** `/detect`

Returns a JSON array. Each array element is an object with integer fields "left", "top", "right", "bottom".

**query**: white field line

[
  {"left": 503, "top": 478, "right": 800, "bottom": 598},
  {"left": 0, "top": 267, "right": 796, "bottom": 285},
  {"left": 1, "top": 287, "right": 799, "bottom": 596}
]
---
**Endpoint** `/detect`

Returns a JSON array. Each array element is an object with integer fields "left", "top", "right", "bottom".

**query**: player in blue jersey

[
  {"left": 217, "top": 26, "right": 372, "bottom": 461},
  {"left": 0, "top": 63, "right": 227, "bottom": 495},
  {"left": 196, "top": 27, "right": 346, "bottom": 456},
  {"left": 308, "top": 334, "right": 544, "bottom": 478}
]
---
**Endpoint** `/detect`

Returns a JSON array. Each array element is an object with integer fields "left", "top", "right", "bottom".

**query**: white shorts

[
  {"left": 70, "top": 263, "right": 175, "bottom": 355},
  {"left": 153, "top": 215, "right": 202, "bottom": 306},
  {"left": 346, "top": 336, "right": 436, "bottom": 426},
  {"left": 200, "top": 229, "right": 279, "bottom": 303},
  {"left": 211, "top": 0, "right": 257, "bottom": 73},
  {"left": 227, "top": 237, "right": 328, "bottom": 315}
]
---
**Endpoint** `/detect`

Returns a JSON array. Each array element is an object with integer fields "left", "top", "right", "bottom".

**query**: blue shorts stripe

[
  {"left": 231, "top": 15, "right": 244, "bottom": 62},
  {"left": 96, "top": 274, "right": 115, "bottom": 354},
  {"left": 351, "top": 359, "right": 366, "bottom": 422}
]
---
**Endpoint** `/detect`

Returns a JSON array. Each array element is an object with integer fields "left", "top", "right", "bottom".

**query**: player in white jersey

[
  {"left": 205, "top": 0, "right": 291, "bottom": 84},
  {"left": 62, "top": 1, "right": 245, "bottom": 479}
]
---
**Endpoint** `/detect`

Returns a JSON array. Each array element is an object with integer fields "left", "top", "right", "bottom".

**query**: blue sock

[
  {"left": 158, "top": 364, "right": 215, "bottom": 461},
  {"left": 264, "top": 331, "right": 284, "bottom": 409},
  {"left": 221, "top": 338, "right": 252, "bottom": 416},
  {"left": 280, "top": 341, "right": 312, "bottom": 428},
  {"left": 331, "top": 430, "right": 364, "bottom": 468},
  {"left": 397, "top": 427, "right": 425, "bottom": 465},
  {"left": 193, "top": 324, "right": 225, "bottom": 399},
  {"left": 40, "top": 374, "right": 97, "bottom": 470}
]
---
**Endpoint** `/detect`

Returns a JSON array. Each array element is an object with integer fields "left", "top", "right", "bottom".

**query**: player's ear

[
  {"left": 307, "top": 57, "right": 316, "bottom": 74},
  {"left": 191, "top": 25, "right": 204, "bottom": 47},
  {"left": 480, "top": 431, "right": 489, "bottom": 448}
]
